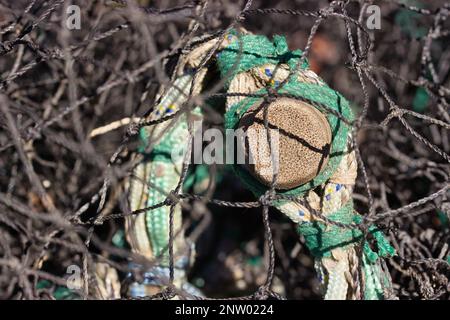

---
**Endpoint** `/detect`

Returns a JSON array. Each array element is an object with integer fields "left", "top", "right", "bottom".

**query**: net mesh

[{"left": 0, "top": 0, "right": 449, "bottom": 300}]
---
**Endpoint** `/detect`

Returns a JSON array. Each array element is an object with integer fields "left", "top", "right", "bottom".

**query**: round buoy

[{"left": 238, "top": 98, "right": 332, "bottom": 190}]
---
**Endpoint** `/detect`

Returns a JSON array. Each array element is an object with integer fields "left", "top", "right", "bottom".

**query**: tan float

[{"left": 238, "top": 98, "right": 332, "bottom": 190}]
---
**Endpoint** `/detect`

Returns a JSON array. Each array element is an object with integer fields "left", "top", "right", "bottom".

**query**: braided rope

[{"left": 217, "top": 31, "right": 396, "bottom": 300}]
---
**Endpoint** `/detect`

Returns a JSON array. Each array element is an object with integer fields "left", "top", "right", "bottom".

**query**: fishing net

[{"left": 0, "top": 0, "right": 449, "bottom": 300}]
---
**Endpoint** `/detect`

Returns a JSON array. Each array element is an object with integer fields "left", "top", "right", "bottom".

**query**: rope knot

[
  {"left": 253, "top": 286, "right": 269, "bottom": 300},
  {"left": 259, "top": 190, "right": 276, "bottom": 206},
  {"left": 126, "top": 122, "right": 140, "bottom": 137},
  {"left": 160, "top": 285, "right": 176, "bottom": 300},
  {"left": 318, "top": 6, "right": 334, "bottom": 18},
  {"left": 164, "top": 191, "right": 180, "bottom": 206},
  {"left": 350, "top": 55, "right": 366, "bottom": 69},
  {"left": 264, "top": 88, "right": 278, "bottom": 103}
]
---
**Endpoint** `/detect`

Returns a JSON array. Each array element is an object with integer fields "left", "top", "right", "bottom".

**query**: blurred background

[{"left": 0, "top": 0, "right": 449, "bottom": 299}]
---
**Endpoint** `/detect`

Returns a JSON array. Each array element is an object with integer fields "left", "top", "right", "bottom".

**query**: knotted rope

[
  {"left": 126, "top": 28, "right": 396, "bottom": 300},
  {"left": 217, "top": 30, "right": 396, "bottom": 299}
]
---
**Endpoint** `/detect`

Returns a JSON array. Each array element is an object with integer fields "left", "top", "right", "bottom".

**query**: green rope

[
  {"left": 217, "top": 32, "right": 308, "bottom": 86},
  {"left": 362, "top": 255, "right": 384, "bottom": 300},
  {"left": 297, "top": 201, "right": 396, "bottom": 263},
  {"left": 137, "top": 120, "right": 186, "bottom": 263},
  {"left": 219, "top": 33, "right": 353, "bottom": 197},
  {"left": 218, "top": 32, "right": 396, "bottom": 300}
]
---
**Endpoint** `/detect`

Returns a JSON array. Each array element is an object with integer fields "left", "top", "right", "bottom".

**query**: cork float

[{"left": 238, "top": 97, "right": 332, "bottom": 190}]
